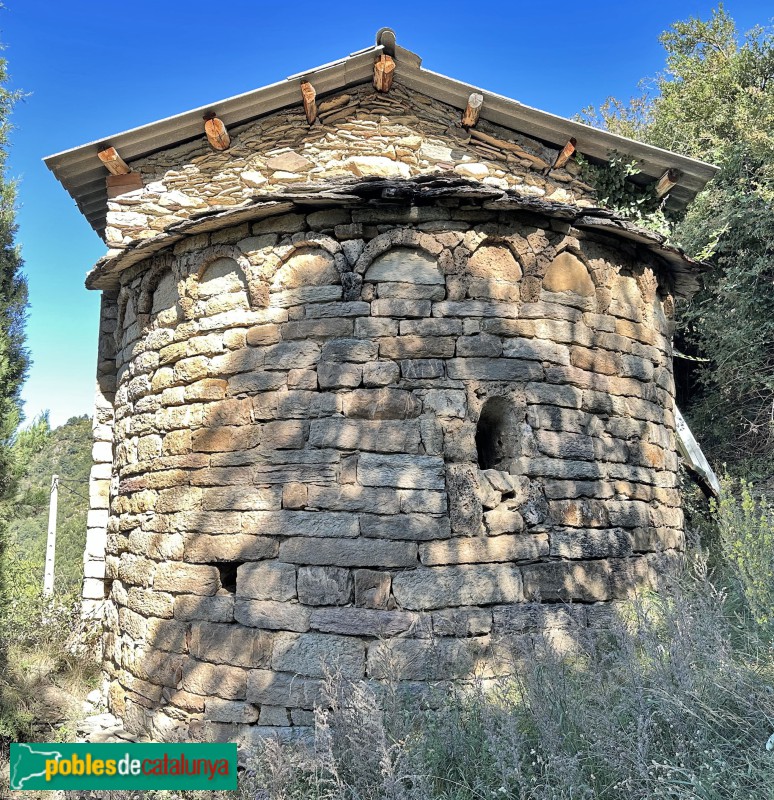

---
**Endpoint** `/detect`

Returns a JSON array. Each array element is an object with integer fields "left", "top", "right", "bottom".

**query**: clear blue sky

[{"left": 2, "top": 0, "right": 770, "bottom": 428}]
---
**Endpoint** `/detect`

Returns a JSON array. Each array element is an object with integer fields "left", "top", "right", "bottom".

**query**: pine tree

[{"left": 0, "top": 41, "right": 30, "bottom": 666}]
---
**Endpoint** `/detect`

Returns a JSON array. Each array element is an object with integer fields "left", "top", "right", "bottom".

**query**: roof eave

[{"left": 44, "top": 35, "right": 719, "bottom": 240}]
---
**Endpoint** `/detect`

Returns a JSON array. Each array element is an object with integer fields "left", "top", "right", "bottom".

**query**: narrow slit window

[
  {"left": 214, "top": 562, "right": 240, "bottom": 594},
  {"left": 476, "top": 396, "right": 518, "bottom": 470}
]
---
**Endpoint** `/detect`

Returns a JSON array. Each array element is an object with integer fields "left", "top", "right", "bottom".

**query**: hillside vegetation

[{"left": 0, "top": 415, "right": 96, "bottom": 757}]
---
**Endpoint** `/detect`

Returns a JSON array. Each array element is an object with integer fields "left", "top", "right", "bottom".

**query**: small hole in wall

[
  {"left": 103, "top": 579, "right": 114, "bottom": 600},
  {"left": 476, "top": 396, "right": 520, "bottom": 471},
  {"left": 213, "top": 562, "right": 241, "bottom": 594}
]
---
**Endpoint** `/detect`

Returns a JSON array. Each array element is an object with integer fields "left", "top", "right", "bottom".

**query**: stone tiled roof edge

[{"left": 85, "top": 176, "right": 707, "bottom": 298}]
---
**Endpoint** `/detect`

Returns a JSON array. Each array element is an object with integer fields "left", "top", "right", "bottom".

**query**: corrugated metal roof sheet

[{"left": 44, "top": 32, "right": 718, "bottom": 240}]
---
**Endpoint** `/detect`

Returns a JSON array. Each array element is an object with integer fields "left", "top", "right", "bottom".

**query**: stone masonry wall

[
  {"left": 104, "top": 83, "right": 595, "bottom": 249},
  {"left": 98, "top": 204, "right": 682, "bottom": 746},
  {"left": 83, "top": 293, "right": 118, "bottom": 613}
]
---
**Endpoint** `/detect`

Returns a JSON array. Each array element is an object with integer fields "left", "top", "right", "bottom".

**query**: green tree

[
  {"left": 581, "top": 7, "right": 774, "bottom": 471},
  {"left": 0, "top": 40, "right": 30, "bottom": 666}
]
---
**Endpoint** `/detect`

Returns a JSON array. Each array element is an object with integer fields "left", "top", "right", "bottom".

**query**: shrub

[{"left": 714, "top": 478, "right": 774, "bottom": 632}]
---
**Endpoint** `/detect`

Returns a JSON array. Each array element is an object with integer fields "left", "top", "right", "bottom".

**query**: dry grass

[{"left": 3, "top": 559, "right": 774, "bottom": 800}]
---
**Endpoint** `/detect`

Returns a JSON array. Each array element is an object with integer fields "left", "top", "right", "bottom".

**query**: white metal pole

[{"left": 43, "top": 474, "right": 58, "bottom": 596}]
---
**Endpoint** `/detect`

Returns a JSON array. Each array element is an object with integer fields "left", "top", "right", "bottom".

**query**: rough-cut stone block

[
  {"left": 228, "top": 371, "right": 287, "bottom": 395},
  {"left": 234, "top": 599, "right": 311, "bottom": 632},
  {"left": 270, "top": 286, "right": 341, "bottom": 309},
  {"left": 279, "top": 537, "right": 418, "bottom": 568},
  {"left": 237, "top": 562, "right": 297, "bottom": 601},
  {"left": 525, "top": 382, "right": 583, "bottom": 409},
  {"left": 258, "top": 705, "right": 290, "bottom": 726},
  {"left": 201, "top": 486, "right": 281, "bottom": 511},
  {"left": 309, "top": 419, "right": 421, "bottom": 454},
  {"left": 174, "top": 594, "right": 234, "bottom": 623},
  {"left": 550, "top": 499, "right": 610, "bottom": 528},
  {"left": 310, "top": 608, "right": 418, "bottom": 637},
  {"left": 550, "top": 528, "right": 633, "bottom": 559},
  {"left": 400, "top": 359, "right": 445, "bottom": 380},
  {"left": 283, "top": 482, "right": 308, "bottom": 510},
  {"left": 125, "top": 648, "right": 183, "bottom": 688},
  {"left": 543, "top": 252, "right": 595, "bottom": 296},
  {"left": 181, "top": 659, "right": 247, "bottom": 699},
  {"left": 320, "top": 338, "right": 378, "bottom": 363},
  {"left": 515, "top": 457, "right": 603, "bottom": 480},
  {"left": 392, "top": 564, "right": 523, "bottom": 610},
  {"left": 398, "top": 489, "right": 447, "bottom": 515},
  {"left": 447, "top": 358, "right": 542, "bottom": 381},
  {"left": 456, "top": 333, "right": 502, "bottom": 357},
  {"left": 358, "top": 453, "right": 445, "bottom": 489},
  {"left": 287, "top": 368, "right": 318, "bottom": 390},
  {"left": 271, "top": 632, "right": 366, "bottom": 678},
  {"left": 399, "top": 319, "right": 463, "bottom": 337},
  {"left": 354, "top": 569, "right": 391, "bottom": 609},
  {"left": 492, "top": 603, "right": 586, "bottom": 633},
  {"left": 503, "top": 338, "right": 570, "bottom": 365},
  {"left": 318, "top": 362, "right": 363, "bottom": 389},
  {"left": 379, "top": 336, "right": 455, "bottom": 359},
  {"left": 343, "top": 388, "right": 421, "bottom": 419},
  {"left": 372, "top": 299, "right": 431, "bottom": 318},
  {"left": 360, "top": 513, "right": 451, "bottom": 541},
  {"left": 432, "top": 608, "right": 492, "bottom": 637},
  {"left": 420, "top": 534, "right": 547, "bottom": 566},
  {"left": 297, "top": 566, "right": 352, "bottom": 606},
  {"left": 307, "top": 485, "right": 399, "bottom": 514},
  {"left": 483, "top": 507, "right": 525, "bottom": 535},
  {"left": 262, "top": 341, "right": 320, "bottom": 370},
  {"left": 146, "top": 618, "right": 188, "bottom": 653},
  {"left": 535, "top": 431, "right": 595, "bottom": 461},
  {"left": 205, "top": 698, "right": 259, "bottom": 724},
  {"left": 154, "top": 563, "right": 220, "bottom": 595},
  {"left": 354, "top": 318, "right": 398, "bottom": 338},
  {"left": 277, "top": 390, "right": 339, "bottom": 419},
  {"left": 305, "top": 301, "right": 370, "bottom": 319},
  {"left": 242, "top": 510, "right": 358, "bottom": 538},
  {"left": 127, "top": 587, "right": 175, "bottom": 619},
  {"left": 609, "top": 557, "right": 654, "bottom": 599},
  {"left": 364, "top": 249, "right": 444, "bottom": 284},
  {"left": 246, "top": 324, "right": 281, "bottom": 346},
  {"left": 421, "top": 389, "right": 466, "bottom": 418},
  {"left": 190, "top": 622, "right": 272, "bottom": 667},
  {"left": 521, "top": 561, "right": 611, "bottom": 602},
  {"left": 363, "top": 361, "right": 400, "bottom": 387},
  {"left": 433, "top": 300, "right": 520, "bottom": 319},
  {"left": 281, "top": 319, "right": 354, "bottom": 340},
  {"left": 446, "top": 464, "right": 484, "bottom": 536},
  {"left": 185, "top": 534, "right": 279, "bottom": 563},
  {"left": 367, "top": 637, "right": 490, "bottom": 680},
  {"left": 246, "top": 670, "right": 324, "bottom": 709}
]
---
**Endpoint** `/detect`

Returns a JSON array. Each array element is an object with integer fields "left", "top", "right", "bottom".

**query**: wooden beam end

[
  {"left": 655, "top": 168, "right": 680, "bottom": 198},
  {"left": 373, "top": 54, "right": 395, "bottom": 93},
  {"left": 204, "top": 115, "right": 230, "bottom": 151},
  {"left": 301, "top": 80, "right": 317, "bottom": 124},
  {"left": 461, "top": 93, "right": 484, "bottom": 128},
  {"left": 552, "top": 138, "right": 578, "bottom": 170},
  {"left": 98, "top": 146, "right": 131, "bottom": 176}
]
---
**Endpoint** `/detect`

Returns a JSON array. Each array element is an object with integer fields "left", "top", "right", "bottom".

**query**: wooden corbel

[
  {"left": 301, "top": 80, "right": 317, "bottom": 124},
  {"left": 655, "top": 168, "right": 680, "bottom": 198},
  {"left": 204, "top": 113, "right": 230, "bottom": 151},
  {"left": 461, "top": 93, "right": 484, "bottom": 128},
  {"left": 98, "top": 146, "right": 131, "bottom": 175},
  {"left": 373, "top": 54, "right": 395, "bottom": 93},
  {"left": 552, "top": 138, "right": 577, "bottom": 170}
]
